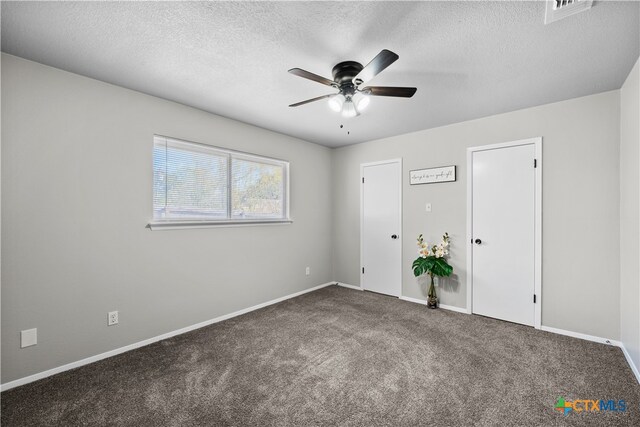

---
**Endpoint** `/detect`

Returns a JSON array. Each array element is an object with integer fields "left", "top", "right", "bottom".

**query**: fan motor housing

[{"left": 332, "top": 61, "right": 363, "bottom": 84}]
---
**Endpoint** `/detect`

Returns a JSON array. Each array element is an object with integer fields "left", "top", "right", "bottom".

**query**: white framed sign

[{"left": 410, "top": 165, "right": 456, "bottom": 185}]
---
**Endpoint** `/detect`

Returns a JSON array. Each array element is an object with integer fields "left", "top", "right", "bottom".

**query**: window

[{"left": 152, "top": 135, "right": 289, "bottom": 228}]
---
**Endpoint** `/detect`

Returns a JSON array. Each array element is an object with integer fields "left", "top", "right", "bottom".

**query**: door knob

[
  {"left": 475, "top": 238, "right": 482, "bottom": 245},
  {"left": 391, "top": 234, "right": 398, "bottom": 239}
]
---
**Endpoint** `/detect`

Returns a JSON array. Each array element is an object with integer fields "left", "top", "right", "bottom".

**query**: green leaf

[
  {"left": 412, "top": 257, "right": 434, "bottom": 277},
  {"left": 412, "top": 256, "right": 452, "bottom": 277},
  {"left": 432, "top": 258, "right": 453, "bottom": 277},
  {"left": 412, "top": 258, "right": 425, "bottom": 277}
]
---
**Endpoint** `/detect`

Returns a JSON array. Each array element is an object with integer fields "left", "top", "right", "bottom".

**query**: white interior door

[
  {"left": 361, "top": 160, "right": 402, "bottom": 297},
  {"left": 471, "top": 142, "right": 538, "bottom": 326}
]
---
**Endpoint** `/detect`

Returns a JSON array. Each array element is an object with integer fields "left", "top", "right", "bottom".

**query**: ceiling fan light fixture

[
  {"left": 328, "top": 94, "right": 345, "bottom": 112},
  {"left": 289, "top": 49, "right": 416, "bottom": 116},
  {"left": 341, "top": 99, "right": 358, "bottom": 118}
]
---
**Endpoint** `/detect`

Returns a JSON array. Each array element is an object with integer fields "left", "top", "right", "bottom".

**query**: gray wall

[
  {"left": 332, "top": 90, "right": 621, "bottom": 339},
  {"left": 1, "top": 54, "right": 333, "bottom": 383},
  {"left": 1, "top": 52, "right": 634, "bottom": 385},
  {"left": 620, "top": 57, "right": 640, "bottom": 372}
]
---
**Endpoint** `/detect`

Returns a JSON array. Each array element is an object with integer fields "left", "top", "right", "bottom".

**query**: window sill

[{"left": 148, "top": 219, "right": 293, "bottom": 231}]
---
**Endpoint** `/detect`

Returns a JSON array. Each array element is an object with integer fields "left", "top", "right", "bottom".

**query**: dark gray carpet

[{"left": 2, "top": 285, "right": 639, "bottom": 426}]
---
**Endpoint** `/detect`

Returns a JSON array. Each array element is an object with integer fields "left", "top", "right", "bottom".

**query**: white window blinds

[{"left": 153, "top": 136, "right": 289, "bottom": 223}]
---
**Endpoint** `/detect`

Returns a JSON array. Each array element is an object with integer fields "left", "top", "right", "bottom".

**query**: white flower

[{"left": 416, "top": 232, "right": 451, "bottom": 261}]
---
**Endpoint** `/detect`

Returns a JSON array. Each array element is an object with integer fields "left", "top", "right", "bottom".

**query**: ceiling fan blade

[
  {"left": 361, "top": 86, "right": 417, "bottom": 97},
  {"left": 288, "top": 68, "right": 336, "bottom": 87},
  {"left": 354, "top": 49, "right": 399, "bottom": 84},
  {"left": 289, "top": 94, "right": 335, "bottom": 107}
]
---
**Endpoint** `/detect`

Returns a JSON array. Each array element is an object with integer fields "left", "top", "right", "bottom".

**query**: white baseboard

[
  {"left": 539, "top": 325, "right": 619, "bottom": 346},
  {"left": 539, "top": 325, "right": 640, "bottom": 385},
  {"left": 0, "top": 282, "right": 335, "bottom": 392},
  {"left": 6, "top": 282, "right": 639, "bottom": 391},
  {"left": 398, "top": 295, "right": 468, "bottom": 314},
  {"left": 336, "top": 282, "right": 363, "bottom": 291},
  {"left": 619, "top": 342, "right": 640, "bottom": 385},
  {"left": 395, "top": 291, "right": 637, "bottom": 386},
  {"left": 399, "top": 295, "right": 429, "bottom": 306},
  {"left": 438, "top": 303, "right": 469, "bottom": 314},
  {"left": 397, "top": 298, "right": 639, "bottom": 384}
]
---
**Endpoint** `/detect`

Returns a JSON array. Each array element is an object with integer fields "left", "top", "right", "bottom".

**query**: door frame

[
  {"left": 360, "top": 158, "right": 403, "bottom": 295},
  {"left": 466, "top": 137, "right": 542, "bottom": 328}
]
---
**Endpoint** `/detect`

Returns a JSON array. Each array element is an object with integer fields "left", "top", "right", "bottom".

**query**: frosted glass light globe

[
  {"left": 354, "top": 93, "right": 370, "bottom": 110},
  {"left": 341, "top": 99, "right": 357, "bottom": 118},
  {"left": 328, "top": 94, "right": 345, "bottom": 112}
]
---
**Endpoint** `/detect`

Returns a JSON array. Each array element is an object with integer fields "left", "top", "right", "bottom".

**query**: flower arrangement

[{"left": 412, "top": 233, "right": 453, "bottom": 308}]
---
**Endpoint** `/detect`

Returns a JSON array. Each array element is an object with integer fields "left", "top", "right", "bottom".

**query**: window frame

[{"left": 149, "top": 135, "right": 291, "bottom": 230}]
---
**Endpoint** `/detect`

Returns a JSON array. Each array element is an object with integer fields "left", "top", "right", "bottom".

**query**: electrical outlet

[
  {"left": 108, "top": 311, "right": 118, "bottom": 326},
  {"left": 305, "top": 267, "right": 310, "bottom": 276}
]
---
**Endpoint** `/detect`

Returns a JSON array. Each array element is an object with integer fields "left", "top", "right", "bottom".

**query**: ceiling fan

[{"left": 288, "top": 49, "right": 417, "bottom": 118}]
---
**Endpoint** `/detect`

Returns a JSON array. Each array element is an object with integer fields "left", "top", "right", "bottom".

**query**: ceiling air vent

[{"left": 545, "top": 0, "right": 593, "bottom": 25}]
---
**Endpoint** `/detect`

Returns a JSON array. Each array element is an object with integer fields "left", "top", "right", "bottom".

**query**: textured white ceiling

[{"left": 1, "top": 1, "right": 638, "bottom": 147}]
